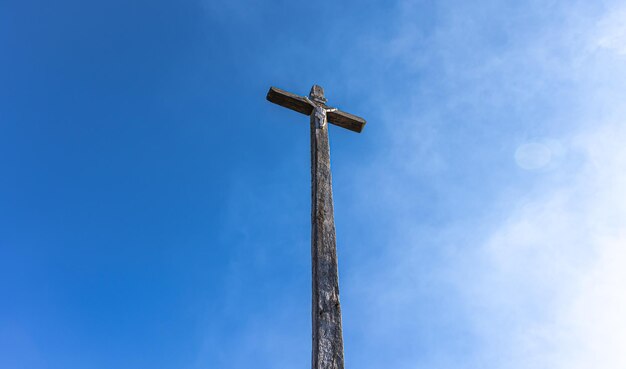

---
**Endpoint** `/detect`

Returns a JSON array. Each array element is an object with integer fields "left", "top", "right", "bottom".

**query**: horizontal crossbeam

[{"left": 266, "top": 86, "right": 366, "bottom": 133}]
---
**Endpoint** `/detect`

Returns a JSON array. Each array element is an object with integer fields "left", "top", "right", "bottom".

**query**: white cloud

[
  {"left": 464, "top": 120, "right": 626, "bottom": 369},
  {"left": 596, "top": 7, "right": 626, "bottom": 55},
  {"left": 345, "top": 1, "right": 626, "bottom": 368}
]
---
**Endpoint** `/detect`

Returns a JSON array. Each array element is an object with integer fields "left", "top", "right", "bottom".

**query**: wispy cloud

[
  {"left": 341, "top": 1, "right": 626, "bottom": 368},
  {"left": 191, "top": 2, "right": 626, "bottom": 367},
  {"left": 461, "top": 120, "right": 626, "bottom": 369}
]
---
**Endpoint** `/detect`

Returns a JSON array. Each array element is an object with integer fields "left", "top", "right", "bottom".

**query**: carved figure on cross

[{"left": 304, "top": 96, "right": 337, "bottom": 128}]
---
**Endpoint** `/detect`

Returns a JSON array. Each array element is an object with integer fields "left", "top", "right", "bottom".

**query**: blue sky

[{"left": 2, "top": 0, "right": 626, "bottom": 368}]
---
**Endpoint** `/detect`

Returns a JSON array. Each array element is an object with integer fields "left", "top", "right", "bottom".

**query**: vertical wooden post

[
  {"left": 309, "top": 85, "right": 344, "bottom": 369},
  {"left": 266, "top": 84, "right": 366, "bottom": 369}
]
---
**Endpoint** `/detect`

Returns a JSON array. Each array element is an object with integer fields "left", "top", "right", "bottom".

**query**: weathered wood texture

[
  {"left": 327, "top": 109, "right": 365, "bottom": 133},
  {"left": 267, "top": 86, "right": 314, "bottom": 116},
  {"left": 267, "top": 86, "right": 366, "bottom": 133},
  {"left": 266, "top": 84, "right": 366, "bottom": 369},
  {"left": 309, "top": 86, "right": 344, "bottom": 369}
]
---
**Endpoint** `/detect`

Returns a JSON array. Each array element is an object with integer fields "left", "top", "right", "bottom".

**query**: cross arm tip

[
  {"left": 327, "top": 109, "right": 367, "bottom": 133},
  {"left": 266, "top": 86, "right": 313, "bottom": 116}
]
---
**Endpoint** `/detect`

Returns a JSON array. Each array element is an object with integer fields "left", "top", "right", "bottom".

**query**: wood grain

[
  {"left": 266, "top": 84, "right": 368, "bottom": 369},
  {"left": 266, "top": 86, "right": 314, "bottom": 116},
  {"left": 327, "top": 109, "right": 366, "bottom": 133},
  {"left": 310, "top": 86, "right": 345, "bottom": 369}
]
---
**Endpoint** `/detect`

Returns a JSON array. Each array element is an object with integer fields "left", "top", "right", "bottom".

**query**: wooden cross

[{"left": 266, "top": 85, "right": 366, "bottom": 369}]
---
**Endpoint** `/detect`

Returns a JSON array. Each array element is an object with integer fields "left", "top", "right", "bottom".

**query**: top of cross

[
  {"left": 266, "top": 85, "right": 366, "bottom": 133},
  {"left": 309, "top": 85, "right": 327, "bottom": 104}
]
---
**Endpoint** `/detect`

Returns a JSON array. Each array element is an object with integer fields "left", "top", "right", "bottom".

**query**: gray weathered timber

[
  {"left": 309, "top": 85, "right": 344, "bottom": 369},
  {"left": 267, "top": 86, "right": 366, "bottom": 133},
  {"left": 266, "top": 84, "right": 366, "bottom": 369},
  {"left": 326, "top": 109, "right": 365, "bottom": 133},
  {"left": 267, "top": 86, "right": 314, "bottom": 116}
]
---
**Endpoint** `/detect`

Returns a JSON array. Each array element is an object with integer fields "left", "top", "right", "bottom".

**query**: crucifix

[{"left": 266, "top": 85, "right": 366, "bottom": 369}]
